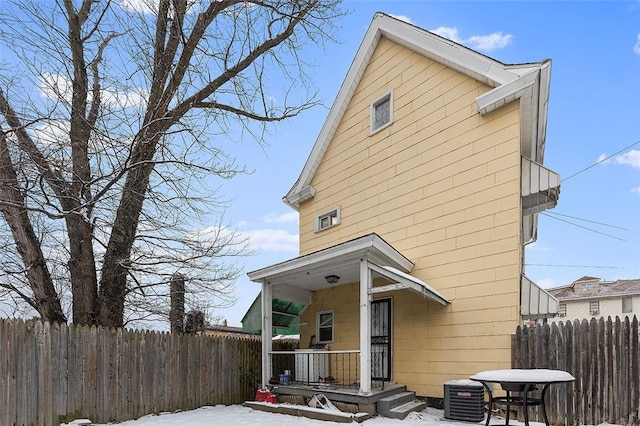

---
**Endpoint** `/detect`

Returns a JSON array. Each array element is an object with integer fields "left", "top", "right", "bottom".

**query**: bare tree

[{"left": 0, "top": 0, "right": 343, "bottom": 327}]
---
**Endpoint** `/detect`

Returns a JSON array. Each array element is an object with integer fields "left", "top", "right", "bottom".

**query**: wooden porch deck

[{"left": 271, "top": 381, "right": 407, "bottom": 408}]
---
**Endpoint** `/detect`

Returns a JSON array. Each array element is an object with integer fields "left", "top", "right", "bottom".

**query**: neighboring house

[
  {"left": 205, "top": 319, "right": 260, "bottom": 339},
  {"left": 247, "top": 13, "right": 560, "bottom": 401},
  {"left": 547, "top": 276, "right": 640, "bottom": 323}
]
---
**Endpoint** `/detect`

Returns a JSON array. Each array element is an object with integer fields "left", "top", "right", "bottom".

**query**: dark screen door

[{"left": 371, "top": 298, "right": 391, "bottom": 381}]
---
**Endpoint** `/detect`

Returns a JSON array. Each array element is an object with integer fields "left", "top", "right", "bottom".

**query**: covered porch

[{"left": 247, "top": 233, "right": 450, "bottom": 395}]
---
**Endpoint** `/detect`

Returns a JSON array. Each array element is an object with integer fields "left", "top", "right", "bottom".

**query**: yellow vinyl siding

[{"left": 298, "top": 37, "right": 522, "bottom": 397}]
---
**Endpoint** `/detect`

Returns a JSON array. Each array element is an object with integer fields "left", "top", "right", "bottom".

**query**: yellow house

[{"left": 248, "top": 13, "right": 560, "bottom": 407}]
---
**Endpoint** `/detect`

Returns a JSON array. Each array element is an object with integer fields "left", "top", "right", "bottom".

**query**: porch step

[
  {"left": 387, "top": 400, "right": 428, "bottom": 419},
  {"left": 376, "top": 391, "right": 426, "bottom": 419}
]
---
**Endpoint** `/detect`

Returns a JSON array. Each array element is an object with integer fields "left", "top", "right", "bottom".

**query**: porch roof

[{"left": 247, "top": 233, "right": 448, "bottom": 305}]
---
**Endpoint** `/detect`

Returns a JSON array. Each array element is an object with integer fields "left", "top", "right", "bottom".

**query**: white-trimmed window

[
  {"left": 558, "top": 303, "right": 567, "bottom": 317},
  {"left": 370, "top": 90, "right": 393, "bottom": 134},
  {"left": 315, "top": 206, "right": 340, "bottom": 232},
  {"left": 317, "top": 311, "right": 334, "bottom": 343},
  {"left": 589, "top": 301, "right": 600, "bottom": 316}
]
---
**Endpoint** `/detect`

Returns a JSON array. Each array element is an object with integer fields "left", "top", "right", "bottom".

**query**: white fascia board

[
  {"left": 283, "top": 18, "right": 383, "bottom": 208},
  {"left": 246, "top": 234, "right": 414, "bottom": 282},
  {"left": 368, "top": 263, "right": 449, "bottom": 306},
  {"left": 478, "top": 60, "right": 551, "bottom": 166},
  {"left": 476, "top": 69, "right": 540, "bottom": 116},
  {"left": 534, "top": 61, "right": 552, "bottom": 163},
  {"left": 283, "top": 13, "right": 531, "bottom": 209},
  {"left": 379, "top": 19, "right": 515, "bottom": 87}
]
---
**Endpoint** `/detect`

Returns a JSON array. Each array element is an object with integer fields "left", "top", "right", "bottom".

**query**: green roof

[{"left": 241, "top": 292, "right": 303, "bottom": 336}]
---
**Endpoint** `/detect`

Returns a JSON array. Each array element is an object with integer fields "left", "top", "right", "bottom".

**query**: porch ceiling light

[{"left": 325, "top": 274, "right": 340, "bottom": 284}]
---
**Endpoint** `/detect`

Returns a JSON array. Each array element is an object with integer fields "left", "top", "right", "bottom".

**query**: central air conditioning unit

[{"left": 444, "top": 379, "right": 485, "bottom": 422}]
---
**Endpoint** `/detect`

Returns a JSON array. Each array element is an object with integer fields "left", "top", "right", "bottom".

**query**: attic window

[
  {"left": 370, "top": 90, "right": 393, "bottom": 134},
  {"left": 315, "top": 206, "right": 341, "bottom": 232}
]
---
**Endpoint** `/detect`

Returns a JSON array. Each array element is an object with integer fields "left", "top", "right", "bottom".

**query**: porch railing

[
  {"left": 270, "top": 349, "right": 358, "bottom": 387},
  {"left": 269, "top": 349, "right": 389, "bottom": 390}
]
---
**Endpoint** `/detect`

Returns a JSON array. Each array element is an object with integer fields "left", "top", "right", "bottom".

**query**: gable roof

[
  {"left": 284, "top": 12, "right": 551, "bottom": 210},
  {"left": 549, "top": 278, "right": 640, "bottom": 301},
  {"left": 573, "top": 275, "right": 601, "bottom": 283}
]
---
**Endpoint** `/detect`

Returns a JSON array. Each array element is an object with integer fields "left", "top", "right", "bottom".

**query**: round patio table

[{"left": 470, "top": 369, "right": 575, "bottom": 426}]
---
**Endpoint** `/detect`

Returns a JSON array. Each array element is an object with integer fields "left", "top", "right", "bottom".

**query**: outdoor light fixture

[{"left": 325, "top": 274, "right": 340, "bottom": 284}]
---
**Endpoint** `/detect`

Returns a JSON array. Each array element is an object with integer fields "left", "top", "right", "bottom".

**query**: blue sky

[{"left": 213, "top": 1, "right": 640, "bottom": 327}]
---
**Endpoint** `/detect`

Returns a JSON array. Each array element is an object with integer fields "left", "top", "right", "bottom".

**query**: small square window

[
  {"left": 315, "top": 206, "right": 341, "bottom": 232},
  {"left": 317, "top": 311, "right": 334, "bottom": 343},
  {"left": 370, "top": 90, "right": 393, "bottom": 134},
  {"left": 589, "top": 301, "right": 599, "bottom": 316},
  {"left": 622, "top": 296, "right": 632, "bottom": 313},
  {"left": 558, "top": 303, "right": 567, "bottom": 317}
]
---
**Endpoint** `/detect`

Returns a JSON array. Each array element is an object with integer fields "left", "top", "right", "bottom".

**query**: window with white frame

[
  {"left": 622, "top": 296, "right": 633, "bottom": 313},
  {"left": 315, "top": 206, "right": 340, "bottom": 232},
  {"left": 589, "top": 301, "right": 600, "bottom": 315},
  {"left": 317, "top": 311, "right": 334, "bottom": 343},
  {"left": 370, "top": 90, "right": 393, "bottom": 134},
  {"left": 558, "top": 303, "right": 567, "bottom": 317}
]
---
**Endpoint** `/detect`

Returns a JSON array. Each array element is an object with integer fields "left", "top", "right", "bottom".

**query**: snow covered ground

[{"left": 82, "top": 404, "right": 536, "bottom": 426}]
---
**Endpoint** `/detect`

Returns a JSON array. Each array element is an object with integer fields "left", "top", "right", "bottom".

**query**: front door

[{"left": 371, "top": 298, "right": 392, "bottom": 381}]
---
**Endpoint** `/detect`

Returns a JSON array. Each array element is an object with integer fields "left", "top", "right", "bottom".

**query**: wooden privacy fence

[
  {"left": 0, "top": 319, "right": 262, "bottom": 426},
  {"left": 512, "top": 316, "right": 639, "bottom": 426}
]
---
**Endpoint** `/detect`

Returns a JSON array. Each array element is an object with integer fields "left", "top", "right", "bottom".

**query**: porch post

[
  {"left": 359, "top": 257, "right": 372, "bottom": 393},
  {"left": 261, "top": 280, "right": 273, "bottom": 388}
]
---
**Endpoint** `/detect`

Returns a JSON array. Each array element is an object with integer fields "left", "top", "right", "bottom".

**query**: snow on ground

[{"left": 85, "top": 404, "right": 539, "bottom": 426}]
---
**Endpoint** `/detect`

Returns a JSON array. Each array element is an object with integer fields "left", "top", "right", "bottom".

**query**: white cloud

[
  {"left": 536, "top": 277, "right": 557, "bottom": 289},
  {"left": 390, "top": 14, "right": 412, "bottom": 24},
  {"left": 634, "top": 33, "right": 640, "bottom": 55},
  {"left": 631, "top": 186, "right": 640, "bottom": 196},
  {"left": 599, "top": 150, "right": 640, "bottom": 169},
  {"left": 117, "top": 0, "right": 157, "bottom": 14},
  {"left": 33, "top": 120, "right": 70, "bottom": 146},
  {"left": 467, "top": 32, "right": 514, "bottom": 52},
  {"left": 526, "top": 241, "right": 551, "bottom": 252},
  {"left": 430, "top": 26, "right": 463, "bottom": 43},
  {"left": 38, "top": 72, "right": 147, "bottom": 109},
  {"left": 430, "top": 26, "right": 513, "bottom": 52},
  {"left": 245, "top": 229, "right": 298, "bottom": 252},
  {"left": 39, "top": 72, "right": 72, "bottom": 101},
  {"left": 264, "top": 212, "right": 298, "bottom": 224},
  {"left": 615, "top": 149, "right": 640, "bottom": 168}
]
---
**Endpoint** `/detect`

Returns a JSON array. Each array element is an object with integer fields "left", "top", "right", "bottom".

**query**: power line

[
  {"left": 544, "top": 211, "right": 629, "bottom": 231},
  {"left": 526, "top": 264, "right": 619, "bottom": 269},
  {"left": 540, "top": 212, "right": 634, "bottom": 243},
  {"left": 561, "top": 139, "right": 640, "bottom": 182}
]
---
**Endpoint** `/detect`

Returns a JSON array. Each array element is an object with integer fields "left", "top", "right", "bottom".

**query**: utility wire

[
  {"left": 540, "top": 212, "right": 634, "bottom": 243},
  {"left": 561, "top": 139, "right": 640, "bottom": 182},
  {"left": 544, "top": 211, "right": 629, "bottom": 231},
  {"left": 525, "top": 264, "right": 619, "bottom": 269}
]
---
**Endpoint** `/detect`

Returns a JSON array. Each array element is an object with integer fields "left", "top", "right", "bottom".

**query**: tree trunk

[
  {"left": 97, "top": 141, "right": 158, "bottom": 327},
  {"left": 66, "top": 214, "right": 98, "bottom": 324},
  {"left": 0, "top": 133, "right": 67, "bottom": 323}
]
